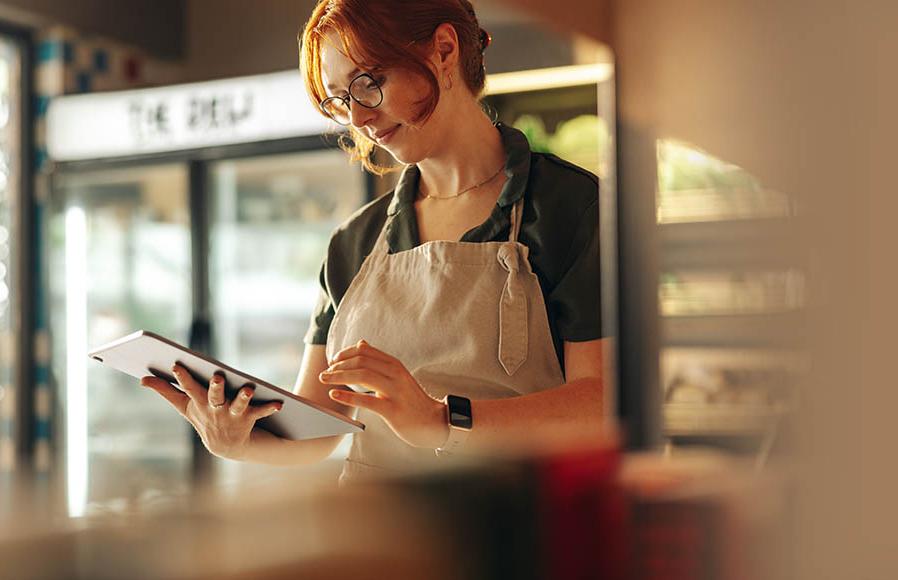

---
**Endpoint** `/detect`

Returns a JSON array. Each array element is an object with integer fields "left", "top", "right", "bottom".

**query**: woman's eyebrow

[{"left": 325, "top": 67, "right": 361, "bottom": 92}]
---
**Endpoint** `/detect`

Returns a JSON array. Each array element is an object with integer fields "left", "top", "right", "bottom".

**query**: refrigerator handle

[
  {"left": 188, "top": 318, "right": 212, "bottom": 354},
  {"left": 187, "top": 317, "right": 214, "bottom": 484}
]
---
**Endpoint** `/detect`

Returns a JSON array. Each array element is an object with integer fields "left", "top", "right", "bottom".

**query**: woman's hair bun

[{"left": 479, "top": 28, "right": 492, "bottom": 52}]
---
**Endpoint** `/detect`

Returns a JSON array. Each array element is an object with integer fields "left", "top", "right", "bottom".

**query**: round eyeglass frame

[{"left": 318, "top": 72, "right": 384, "bottom": 126}]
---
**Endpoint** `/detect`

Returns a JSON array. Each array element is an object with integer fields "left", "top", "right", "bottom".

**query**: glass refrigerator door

[
  {"left": 207, "top": 148, "right": 366, "bottom": 487},
  {"left": 49, "top": 164, "right": 193, "bottom": 517},
  {"left": 0, "top": 34, "right": 22, "bottom": 481}
]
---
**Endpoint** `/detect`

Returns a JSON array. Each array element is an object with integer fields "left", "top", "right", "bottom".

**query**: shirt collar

[{"left": 386, "top": 122, "right": 532, "bottom": 216}]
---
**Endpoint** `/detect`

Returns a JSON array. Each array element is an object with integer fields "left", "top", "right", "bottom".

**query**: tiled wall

[{"left": 28, "top": 26, "right": 183, "bottom": 476}]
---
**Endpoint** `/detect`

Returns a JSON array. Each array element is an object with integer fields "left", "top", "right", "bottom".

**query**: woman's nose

[{"left": 348, "top": 99, "right": 376, "bottom": 128}]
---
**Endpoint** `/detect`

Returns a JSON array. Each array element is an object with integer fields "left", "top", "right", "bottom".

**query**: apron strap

[
  {"left": 371, "top": 212, "right": 393, "bottom": 255},
  {"left": 496, "top": 241, "right": 529, "bottom": 375},
  {"left": 497, "top": 197, "right": 530, "bottom": 375},
  {"left": 508, "top": 198, "right": 524, "bottom": 243}
]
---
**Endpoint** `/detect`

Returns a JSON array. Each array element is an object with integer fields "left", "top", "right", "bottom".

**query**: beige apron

[{"left": 326, "top": 189, "right": 566, "bottom": 485}]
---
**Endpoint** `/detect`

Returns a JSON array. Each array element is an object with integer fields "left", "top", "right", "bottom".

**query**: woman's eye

[{"left": 363, "top": 73, "right": 386, "bottom": 87}]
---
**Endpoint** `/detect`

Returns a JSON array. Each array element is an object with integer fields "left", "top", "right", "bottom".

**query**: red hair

[{"left": 299, "top": 0, "right": 490, "bottom": 175}]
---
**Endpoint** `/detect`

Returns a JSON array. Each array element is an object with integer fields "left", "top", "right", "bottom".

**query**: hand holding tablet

[
  {"left": 88, "top": 331, "right": 364, "bottom": 451},
  {"left": 139, "top": 363, "right": 287, "bottom": 460}
]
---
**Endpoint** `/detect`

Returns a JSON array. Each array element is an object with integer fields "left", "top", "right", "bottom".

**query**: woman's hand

[
  {"left": 319, "top": 340, "right": 449, "bottom": 449},
  {"left": 140, "top": 364, "right": 283, "bottom": 460}
]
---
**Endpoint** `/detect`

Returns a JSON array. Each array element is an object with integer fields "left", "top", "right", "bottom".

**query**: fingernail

[{"left": 329, "top": 389, "right": 343, "bottom": 399}]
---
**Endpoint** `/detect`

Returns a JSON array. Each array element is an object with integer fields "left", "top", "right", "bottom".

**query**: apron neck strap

[
  {"left": 507, "top": 198, "right": 524, "bottom": 243},
  {"left": 372, "top": 211, "right": 392, "bottom": 253}
]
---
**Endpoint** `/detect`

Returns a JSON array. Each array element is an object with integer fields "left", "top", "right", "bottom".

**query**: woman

[{"left": 141, "top": 0, "right": 607, "bottom": 484}]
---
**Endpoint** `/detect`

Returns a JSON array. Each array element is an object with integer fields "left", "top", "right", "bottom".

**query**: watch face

[{"left": 447, "top": 395, "right": 473, "bottom": 430}]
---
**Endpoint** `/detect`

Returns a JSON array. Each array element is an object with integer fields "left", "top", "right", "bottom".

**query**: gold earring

[{"left": 445, "top": 73, "right": 453, "bottom": 90}]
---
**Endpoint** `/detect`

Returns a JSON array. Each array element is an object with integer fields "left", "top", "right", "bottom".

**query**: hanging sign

[{"left": 46, "top": 70, "right": 336, "bottom": 161}]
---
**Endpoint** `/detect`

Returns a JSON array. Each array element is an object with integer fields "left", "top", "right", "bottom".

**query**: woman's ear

[{"left": 431, "top": 22, "right": 460, "bottom": 72}]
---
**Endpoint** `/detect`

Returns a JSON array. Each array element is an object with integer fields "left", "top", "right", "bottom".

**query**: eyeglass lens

[{"left": 321, "top": 74, "right": 383, "bottom": 124}]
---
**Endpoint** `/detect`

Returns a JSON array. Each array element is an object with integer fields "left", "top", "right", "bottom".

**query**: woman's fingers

[
  {"left": 247, "top": 401, "right": 284, "bottom": 422},
  {"left": 323, "top": 355, "right": 397, "bottom": 380},
  {"left": 143, "top": 374, "right": 282, "bottom": 429},
  {"left": 328, "top": 389, "right": 387, "bottom": 414},
  {"left": 319, "top": 367, "right": 393, "bottom": 395},
  {"left": 140, "top": 376, "right": 190, "bottom": 417},
  {"left": 208, "top": 373, "right": 226, "bottom": 408},
  {"left": 171, "top": 364, "right": 207, "bottom": 402},
  {"left": 329, "top": 339, "right": 394, "bottom": 366},
  {"left": 228, "top": 385, "right": 255, "bottom": 416},
  {"left": 229, "top": 386, "right": 283, "bottom": 422}
]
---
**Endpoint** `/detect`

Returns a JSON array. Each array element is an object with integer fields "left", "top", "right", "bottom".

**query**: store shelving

[{"left": 655, "top": 144, "right": 805, "bottom": 456}]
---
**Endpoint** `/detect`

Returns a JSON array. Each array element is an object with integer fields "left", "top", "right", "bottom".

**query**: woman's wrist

[
  {"left": 429, "top": 397, "right": 451, "bottom": 450},
  {"left": 234, "top": 428, "right": 346, "bottom": 466},
  {"left": 226, "top": 428, "right": 276, "bottom": 462}
]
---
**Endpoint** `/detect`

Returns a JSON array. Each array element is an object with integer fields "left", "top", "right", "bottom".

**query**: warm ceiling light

[{"left": 485, "top": 63, "right": 613, "bottom": 95}]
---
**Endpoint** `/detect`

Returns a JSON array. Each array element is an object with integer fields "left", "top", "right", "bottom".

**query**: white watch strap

[{"left": 435, "top": 396, "right": 471, "bottom": 456}]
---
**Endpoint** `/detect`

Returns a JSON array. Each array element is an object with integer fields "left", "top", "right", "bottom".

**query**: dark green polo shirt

[{"left": 303, "top": 123, "right": 602, "bottom": 375}]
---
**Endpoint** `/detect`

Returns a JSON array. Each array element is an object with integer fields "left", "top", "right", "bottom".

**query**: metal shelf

[
  {"left": 664, "top": 403, "right": 788, "bottom": 437},
  {"left": 657, "top": 212, "right": 803, "bottom": 444},
  {"left": 659, "top": 218, "right": 803, "bottom": 272},
  {"left": 661, "top": 311, "right": 805, "bottom": 348}
]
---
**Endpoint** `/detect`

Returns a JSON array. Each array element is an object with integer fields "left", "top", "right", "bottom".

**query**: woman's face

[{"left": 318, "top": 31, "right": 446, "bottom": 164}]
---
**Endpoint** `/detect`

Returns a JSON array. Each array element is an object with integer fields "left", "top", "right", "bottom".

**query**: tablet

[{"left": 87, "top": 330, "right": 364, "bottom": 441}]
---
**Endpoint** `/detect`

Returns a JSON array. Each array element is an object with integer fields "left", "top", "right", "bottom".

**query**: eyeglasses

[{"left": 319, "top": 72, "right": 384, "bottom": 126}]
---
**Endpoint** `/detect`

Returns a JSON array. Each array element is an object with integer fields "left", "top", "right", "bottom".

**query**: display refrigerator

[{"left": 45, "top": 71, "right": 370, "bottom": 516}]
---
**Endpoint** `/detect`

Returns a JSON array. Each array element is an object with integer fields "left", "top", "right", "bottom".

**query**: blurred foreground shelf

[{"left": 0, "top": 448, "right": 791, "bottom": 580}]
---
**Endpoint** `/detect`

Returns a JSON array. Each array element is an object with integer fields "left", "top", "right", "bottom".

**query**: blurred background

[{"left": 0, "top": 0, "right": 895, "bottom": 578}]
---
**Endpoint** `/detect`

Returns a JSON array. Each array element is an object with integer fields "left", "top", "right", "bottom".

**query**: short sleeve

[
  {"left": 547, "top": 198, "right": 602, "bottom": 341},
  {"left": 303, "top": 257, "right": 334, "bottom": 345}
]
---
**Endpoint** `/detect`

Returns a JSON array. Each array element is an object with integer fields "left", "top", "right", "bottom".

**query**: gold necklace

[{"left": 420, "top": 165, "right": 504, "bottom": 201}]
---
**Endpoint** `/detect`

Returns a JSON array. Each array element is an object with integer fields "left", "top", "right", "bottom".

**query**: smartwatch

[{"left": 435, "top": 394, "right": 472, "bottom": 456}]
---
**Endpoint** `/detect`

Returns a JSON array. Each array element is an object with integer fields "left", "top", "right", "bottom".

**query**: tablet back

[{"left": 88, "top": 330, "right": 364, "bottom": 441}]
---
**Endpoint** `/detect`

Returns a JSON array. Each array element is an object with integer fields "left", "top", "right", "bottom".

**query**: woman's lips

[{"left": 375, "top": 125, "right": 400, "bottom": 144}]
